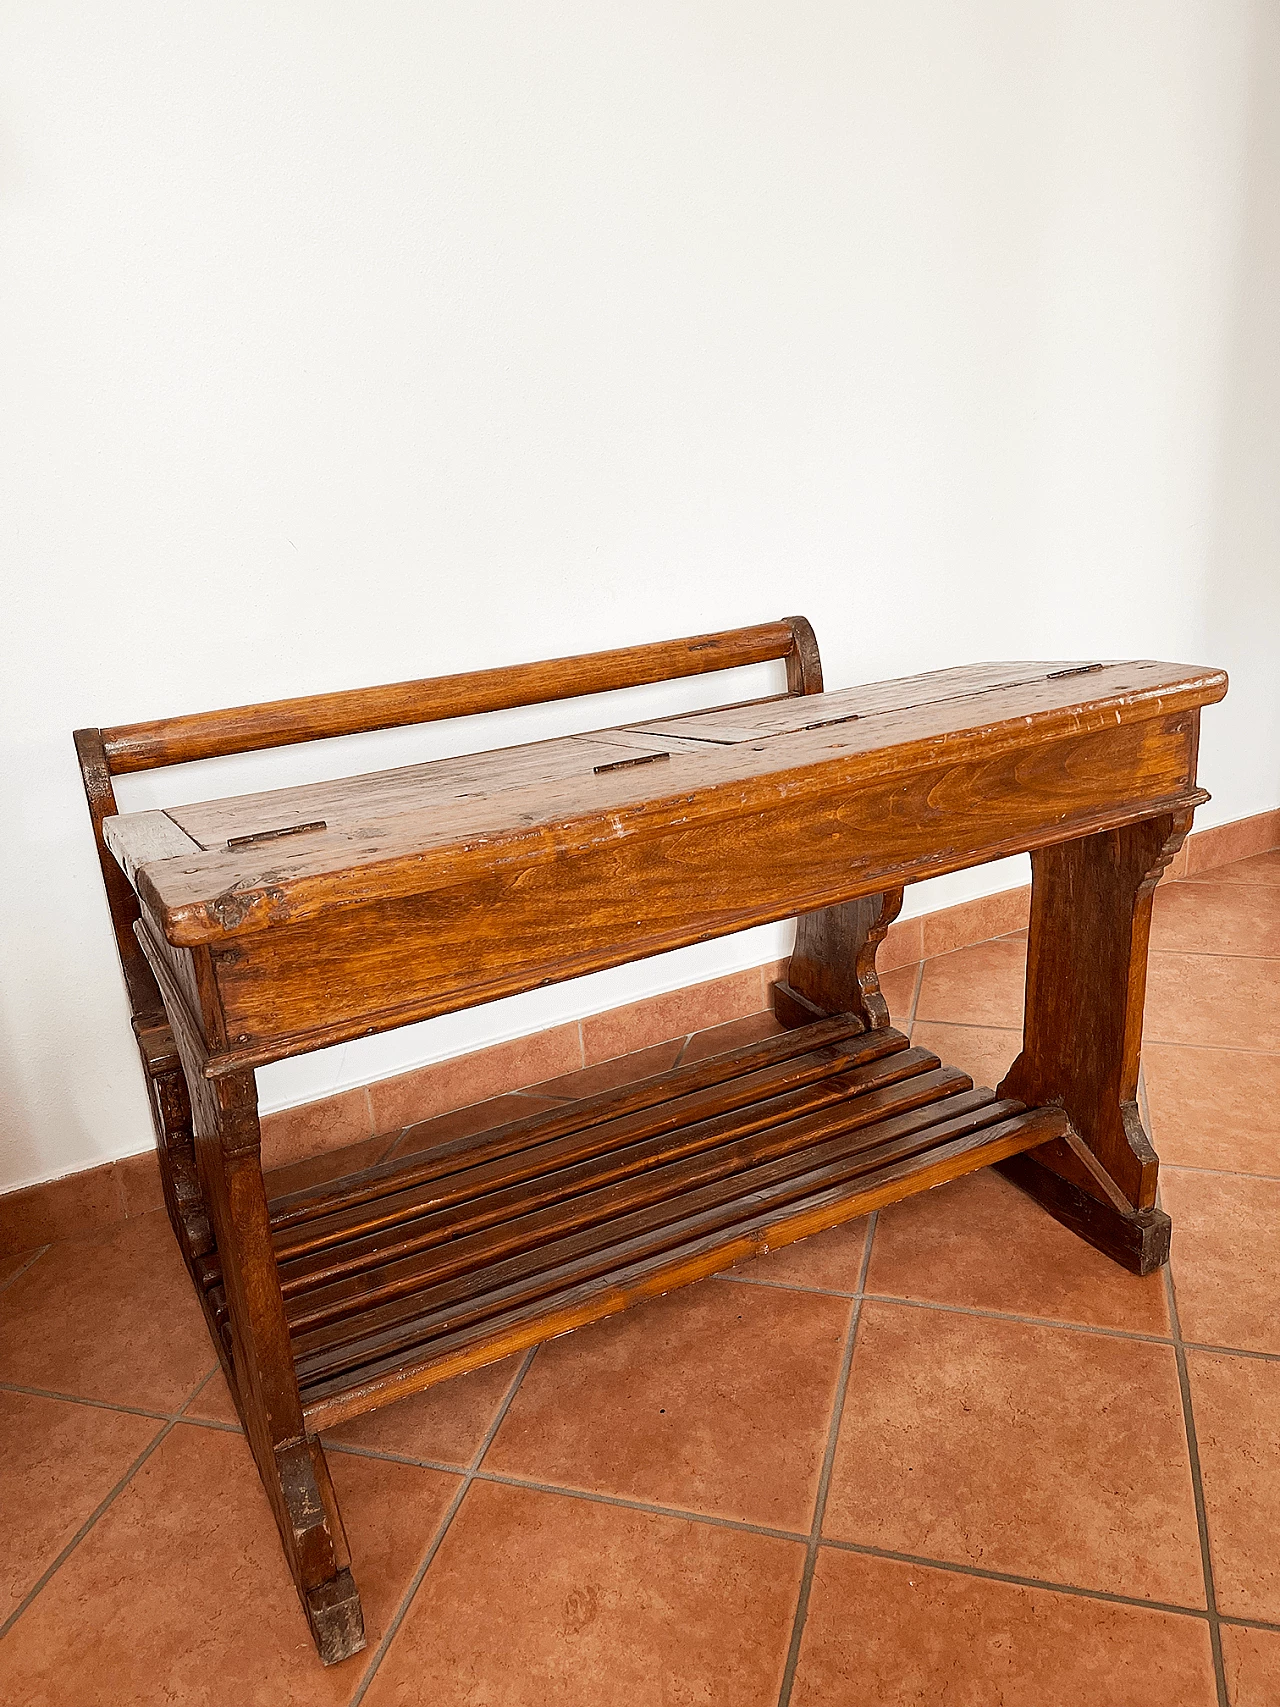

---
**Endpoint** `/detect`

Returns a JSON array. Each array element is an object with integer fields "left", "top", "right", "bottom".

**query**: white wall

[{"left": 3, "top": 1, "right": 1278, "bottom": 1193}]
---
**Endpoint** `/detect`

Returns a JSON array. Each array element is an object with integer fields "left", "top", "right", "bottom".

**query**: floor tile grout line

[
  {"left": 1164, "top": 1162, "right": 1280, "bottom": 1184},
  {"left": 14, "top": 1269, "right": 1257, "bottom": 1455},
  {"left": 908, "top": 1013, "right": 1280, "bottom": 1059},
  {"left": 1143, "top": 1036, "right": 1280, "bottom": 1058},
  {"left": 347, "top": 1344, "right": 539, "bottom": 1707},
  {"left": 906, "top": 960, "right": 925, "bottom": 1034},
  {"left": 0, "top": 1421, "right": 178, "bottom": 1643},
  {"left": 1219, "top": 1612, "right": 1280, "bottom": 1634},
  {"left": 1152, "top": 934, "right": 1280, "bottom": 959},
  {"left": 1162, "top": 1228, "right": 1230, "bottom": 1707},
  {"left": 178, "top": 1363, "right": 225, "bottom": 1413},
  {"left": 322, "top": 1439, "right": 465, "bottom": 1477},
  {"left": 907, "top": 1017, "right": 1020, "bottom": 1037},
  {"left": 718, "top": 1271, "right": 862, "bottom": 1302},
  {"left": 775, "top": 1209, "right": 879, "bottom": 1707},
  {"left": 174, "top": 1415, "right": 242, "bottom": 1436},
  {"left": 0, "top": 1378, "right": 196, "bottom": 1424},
  {"left": 314, "top": 1434, "right": 1280, "bottom": 1633},
  {"left": 1182, "top": 876, "right": 1280, "bottom": 891},
  {"left": 0, "top": 1362, "right": 214, "bottom": 1643},
  {"left": 0, "top": 1245, "right": 50, "bottom": 1295},
  {"left": 717, "top": 1271, "right": 1177, "bottom": 1348},
  {"left": 1183, "top": 1340, "right": 1280, "bottom": 1364},
  {"left": 859, "top": 1291, "right": 1175, "bottom": 1345},
  {"left": 817, "top": 1537, "right": 1217, "bottom": 1622},
  {"left": 345, "top": 1472, "right": 472, "bottom": 1704},
  {"left": 322, "top": 1437, "right": 813, "bottom": 1545},
  {"left": 467, "top": 1469, "right": 811, "bottom": 1544},
  {"left": 12, "top": 1349, "right": 1260, "bottom": 1661}
]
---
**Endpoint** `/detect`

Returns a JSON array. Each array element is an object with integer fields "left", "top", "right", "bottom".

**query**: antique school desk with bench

[{"left": 76, "top": 618, "right": 1226, "bottom": 1662}]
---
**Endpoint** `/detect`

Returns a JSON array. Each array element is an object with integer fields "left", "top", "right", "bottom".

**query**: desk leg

[
  {"left": 772, "top": 890, "right": 904, "bottom": 1032},
  {"left": 996, "top": 812, "right": 1190, "bottom": 1275},
  {"left": 179, "top": 1053, "right": 366, "bottom": 1664},
  {"left": 133, "top": 1021, "right": 214, "bottom": 1274}
]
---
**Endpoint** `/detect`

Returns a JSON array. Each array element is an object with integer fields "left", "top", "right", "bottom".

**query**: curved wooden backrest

[{"left": 98, "top": 617, "right": 823, "bottom": 776}]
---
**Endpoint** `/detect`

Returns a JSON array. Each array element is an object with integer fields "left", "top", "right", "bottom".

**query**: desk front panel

[{"left": 200, "top": 711, "right": 1199, "bottom": 1066}]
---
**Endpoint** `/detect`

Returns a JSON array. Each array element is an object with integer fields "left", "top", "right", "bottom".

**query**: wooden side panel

[
  {"left": 1000, "top": 809, "right": 1192, "bottom": 1210},
  {"left": 140, "top": 929, "right": 228, "bottom": 1052},
  {"left": 776, "top": 891, "right": 904, "bottom": 1031},
  {"left": 208, "top": 715, "right": 1198, "bottom": 1061}
]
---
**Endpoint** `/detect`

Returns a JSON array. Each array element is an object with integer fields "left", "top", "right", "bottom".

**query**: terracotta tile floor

[{"left": 3, "top": 855, "right": 1279, "bottom": 1705}]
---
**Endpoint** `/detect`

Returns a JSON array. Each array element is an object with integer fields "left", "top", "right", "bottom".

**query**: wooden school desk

[{"left": 76, "top": 618, "right": 1226, "bottom": 1662}]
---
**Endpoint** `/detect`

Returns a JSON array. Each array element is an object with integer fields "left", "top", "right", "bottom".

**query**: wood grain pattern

[
  {"left": 101, "top": 619, "right": 807, "bottom": 772},
  {"left": 290, "top": 1085, "right": 1009, "bottom": 1381},
  {"left": 625, "top": 661, "right": 1069, "bottom": 743},
  {"left": 115, "top": 660, "right": 1223, "bottom": 948},
  {"left": 301, "top": 1104, "right": 1070, "bottom": 1432},
  {"left": 75, "top": 616, "right": 1228, "bottom": 1663},
  {"left": 156, "top": 730, "right": 708, "bottom": 851},
  {"left": 268, "top": 1011, "right": 886, "bottom": 1232},
  {"left": 276, "top": 1039, "right": 922, "bottom": 1270},
  {"left": 101, "top": 810, "right": 201, "bottom": 884},
  {"left": 278, "top": 1058, "right": 961, "bottom": 1329},
  {"left": 996, "top": 809, "right": 1193, "bottom": 1273},
  {"left": 777, "top": 890, "right": 904, "bottom": 1032},
  {"left": 200, "top": 714, "right": 1201, "bottom": 1067}
]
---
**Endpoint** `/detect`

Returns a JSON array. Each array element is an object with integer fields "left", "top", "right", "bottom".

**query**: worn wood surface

[
  {"left": 182, "top": 714, "right": 1200, "bottom": 1072},
  {"left": 109, "top": 659, "right": 1222, "bottom": 949},
  {"left": 160, "top": 1009, "right": 365, "bottom": 1663},
  {"left": 269, "top": 1011, "right": 881, "bottom": 1231},
  {"left": 76, "top": 617, "right": 1228, "bottom": 1662}
]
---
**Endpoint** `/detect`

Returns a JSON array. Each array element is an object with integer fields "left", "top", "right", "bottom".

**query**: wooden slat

[
  {"left": 276, "top": 1041, "right": 931, "bottom": 1277},
  {"left": 299, "top": 1105, "right": 1069, "bottom": 1428},
  {"left": 268, "top": 1014, "right": 898, "bottom": 1236},
  {"left": 279, "top": 1055, "right": 959, "bottom": 1325},
  {"left": 100, "top": 621, "right": 802, "bottom": 774},
  {"left": 291, "top": 1084, "right": 1004, "bottom": 1380}
]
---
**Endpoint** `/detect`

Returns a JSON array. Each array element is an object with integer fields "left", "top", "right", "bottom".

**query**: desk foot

[
  {"left": 306, "top": 1568, "right": 366, "bottom": 1666},
  {"left": 771, "top": 978, "right": 830, "bottom": 1030},
  {"left": 996, "top": 1151, "right": 1172, "bottom": 1276}
]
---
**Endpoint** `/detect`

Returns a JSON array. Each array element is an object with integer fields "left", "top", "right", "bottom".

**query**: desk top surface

[{"left": 105, "top": 658, "right": 1226, "bottom": 946}]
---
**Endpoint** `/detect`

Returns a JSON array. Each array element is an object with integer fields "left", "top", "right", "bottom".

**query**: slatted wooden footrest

[{"left": 255, "top": 1016, "right": 1068, "bottom": 1432}]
